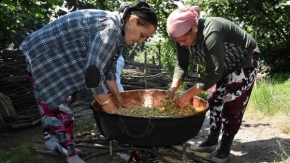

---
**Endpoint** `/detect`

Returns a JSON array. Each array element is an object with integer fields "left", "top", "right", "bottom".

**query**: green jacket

[{"left": 173, "top": 17, "right": 260, "bottom": 91}]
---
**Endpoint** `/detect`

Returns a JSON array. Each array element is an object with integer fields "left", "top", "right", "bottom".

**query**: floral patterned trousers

[
  {"left": 207, "top": 52, "right": 259, "bottom": 136},
  {"left": 29, "top": 74, "right": 76, "bottom": 157}
]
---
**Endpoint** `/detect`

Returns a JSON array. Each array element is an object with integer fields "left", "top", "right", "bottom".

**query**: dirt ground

[{"left": 0, "top": 111, "right": 290, "bottom": 163}]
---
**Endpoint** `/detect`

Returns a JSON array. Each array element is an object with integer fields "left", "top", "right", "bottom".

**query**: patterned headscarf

[
  {"left": 119, "top": 1, "right": 158, "bottom": 26},
  {"left": 167, "top": 6, "right": 200, "bottom": 37}
]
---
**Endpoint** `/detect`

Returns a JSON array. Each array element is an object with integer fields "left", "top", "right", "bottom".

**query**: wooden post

[
  {"left": 144, "top": 52, "right": 147, "bottom": 89},
  {"left": 158, "top": 41, "right": 162, "bottom": 68}
]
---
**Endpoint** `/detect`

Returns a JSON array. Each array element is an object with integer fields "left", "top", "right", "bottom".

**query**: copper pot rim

[{"left": 92, "top": 89, "right": 209, "bottom": 117}]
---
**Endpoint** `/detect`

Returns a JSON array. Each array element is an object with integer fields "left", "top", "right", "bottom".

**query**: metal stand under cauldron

[
  {"left": 91, "top": 89, "right": 212, "bottom": 163},
  {"left": 110, "top": 140, "right": 189, "bottom": 163},
  {"left": 106, "top": 140, "right": 216, "bottom": 163}
]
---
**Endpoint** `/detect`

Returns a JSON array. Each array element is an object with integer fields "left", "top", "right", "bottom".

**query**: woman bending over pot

[
  {"left": 20, "top": 1, "right": 157, "bottom": 162},
  {"left": 166, "top": 5, "right": 260, "bottom": 163}
]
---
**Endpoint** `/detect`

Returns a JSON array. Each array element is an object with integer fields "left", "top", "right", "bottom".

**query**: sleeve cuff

[
  {"left": 89, "top": 82, "right": 109, "bottom": 95},
  {"left": 106, "top": 72, "right": 117, "bottom": 81}
]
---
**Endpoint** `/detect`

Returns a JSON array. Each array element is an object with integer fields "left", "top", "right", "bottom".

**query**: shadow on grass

[{"left": 230, "top": 138, "right": 290, "bottom": 163}]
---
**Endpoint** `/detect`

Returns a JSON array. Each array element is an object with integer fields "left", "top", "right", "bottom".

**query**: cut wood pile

[
  {"left": 0, "top": 50, "right": 171, "bottom": 131},
  {"left": 0, "top": 50, "right": 39, "bottom": 130},
  {"left": 122, "top": 60, "right": 171, "bottom": 90}
]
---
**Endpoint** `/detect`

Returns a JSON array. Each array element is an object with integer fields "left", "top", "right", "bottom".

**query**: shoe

[
  {"left": 210, "top": 135, "right": 232, "bottom": 163},
  {"left": 211, "top": 149, "right": 230, "bottom": 163},
  {"left": 211, "top": 155, "right": 230, "bottom": 163},
  {"left": 66, "top": 155, "right": 85, "bottom": 163},
  {"left": 191, "top": 140, "right": 218, "bottom": 152},
  {"left": 192, "top": 128, "right": 220, "bottom": 153}
]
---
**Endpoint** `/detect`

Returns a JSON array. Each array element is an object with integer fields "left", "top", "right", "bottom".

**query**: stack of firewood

[{"left": 122, "top": 60, "right": 171, "bottom": 90}]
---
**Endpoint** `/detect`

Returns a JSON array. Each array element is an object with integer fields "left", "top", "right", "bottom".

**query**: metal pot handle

[{"left": 119, "top": 118, "right": 155, "bottom": 139}]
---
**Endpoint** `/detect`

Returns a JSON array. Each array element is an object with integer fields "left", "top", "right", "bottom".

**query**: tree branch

[
  {"left": 259, "top": 8, "right": 289, "bottom": 44},
  {"left": 0, "top": 22, "right": 20, "bottom": 48}
]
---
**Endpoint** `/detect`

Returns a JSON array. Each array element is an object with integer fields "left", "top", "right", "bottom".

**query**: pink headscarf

[{"left": 167, "top": 6, "right": 200, "bottom": 37}]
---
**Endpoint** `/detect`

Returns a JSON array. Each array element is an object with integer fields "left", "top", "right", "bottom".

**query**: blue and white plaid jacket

[{"left": 20, "top": 9, "right": 126, "bottom": 109}]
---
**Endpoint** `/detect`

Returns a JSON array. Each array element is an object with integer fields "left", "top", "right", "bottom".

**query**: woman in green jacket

[{"left": 166, "top": 5, "right": 260, "bottom": 163}]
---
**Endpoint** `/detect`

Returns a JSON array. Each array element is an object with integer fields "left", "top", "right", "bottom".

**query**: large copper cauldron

[{"left": 91, "top": 89, "right": 209, "bottom": 147}]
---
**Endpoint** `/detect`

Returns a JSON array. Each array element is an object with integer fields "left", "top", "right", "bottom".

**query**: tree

[
  {"left": 187, "top": 0, "right": 290, "bottom": 73},
  {"left": 0, "top": 0, "right": 123, "bottom": 50},
  {"left": 0, "top": 0, "right": 63, "bottom": 49}
]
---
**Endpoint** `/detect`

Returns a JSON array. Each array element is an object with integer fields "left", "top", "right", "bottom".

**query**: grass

[
  {"left": 270, "top": 125, "right": 290, "bottom": 162},
  {"left": 0, "top": 114, "right": 96, "bottom": 163},
  {"left": 0, "top": 140, "right": 34, "bottom": 163},
  {"left": 74, "top": 113, "right": 96, "bottom": 134},
  {"left": 270, "top": 140, "right": 290, "bottom": 162},
  {"left": 246, "top": 73, "right": 290, "bottom": 162},
  {"left": 246, "top": 73, "right": 290, "bottom": 119}
]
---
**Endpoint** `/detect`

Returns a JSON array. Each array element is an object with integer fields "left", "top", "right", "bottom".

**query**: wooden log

[
  {"left": 0, "top": 92, "right": 17, "bottom": 118},
  {"left": 8, "top": 118, "right": 40, "bottom": 128}
]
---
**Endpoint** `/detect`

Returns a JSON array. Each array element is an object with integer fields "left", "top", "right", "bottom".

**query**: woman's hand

[
  {"left": 174, "top": 91, "right": 192, "bottom": 108},
  {"left": 167, "top": 78, "right": 182, "bottom": 100},
  {"left": 167, "top": 87, "right": 177, "bottom": 100},
  {"left": 105, "top": 80, "right": 129, "bottom": 108},
  {"left": 101, "top": 100, "right": 120, "bottom": 114},
  {"left": 113, "top": 95, "right": 129, "bottom": 109},
  {"left": 174, "top": 84, "right": 203, "bottom": 108},
  {"left": 93, "top": 94, "right": 120, "bottom": 114}
]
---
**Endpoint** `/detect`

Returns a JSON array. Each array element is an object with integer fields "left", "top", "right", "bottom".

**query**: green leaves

[
  {"left": 1, "top": 0, "right": 289, "bottom": 74},
  {"left": 47, "top": 0, "right": 57, "bottom": 4},
  {"left": 187, "top": 0, "right": 290, "bottom": 73}
]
